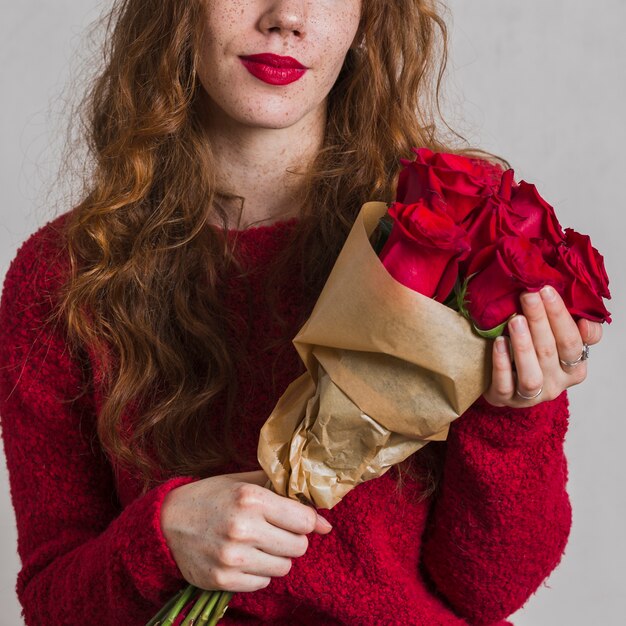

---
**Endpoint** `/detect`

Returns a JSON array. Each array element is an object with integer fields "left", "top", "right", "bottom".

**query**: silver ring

[
  {"left": 559, "top": 343, "right": 589, "bottom": 368},
  {"left": 516, "top": 385, "right": 543, "bottom": 400}
]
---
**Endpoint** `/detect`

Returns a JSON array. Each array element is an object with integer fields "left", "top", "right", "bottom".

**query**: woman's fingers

[
  {"left": 488, "top": 335, "right": 514, "bottom": 405},
  {"left": 234, "top": 469, "right": 270, "bottom": 486},
  {"left": 241, "top": 549, "right": 294, "bottom": 579},
  {"left": 220, "top": 492, "right": 313, "bottom": 559},
  {"left": 161, "top": 469, "right": 332, "bottom": 593},
  {"left": 254, "top": 524, "right": 310, "bottom": 559},
  {"left": 520, "top": 291, "right": 558, "bottom": 371},
  {"left": 262, "top": 490, "right": 331, "bottom": 536},
  {"left": 539, "top": 286, "right": 583, "bottom": 362},
  {"left": 577, "top": 317, "right": 603, "bottom": 346},
  {"left": 212, "top": 572, "right": 272, "bottom": 593},
  {"left": 484, "top": 288, "right": 600, "bottom": 407},
  {"left": 214, "top": 543, "right": 293, "bottom": 579},
  {"left": 539, "top": 286, "right": 588, "bottom": 381},
  {"left": 508, "top": 314, "right": 544, "bottom": 398},
  {"left": 486, "top": 314, "right": 544, "bottom": 406}
]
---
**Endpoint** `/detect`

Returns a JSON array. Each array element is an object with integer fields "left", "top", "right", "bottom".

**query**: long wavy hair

[{"left": 53, "top": 0, "right": 508, "bottom": 497}]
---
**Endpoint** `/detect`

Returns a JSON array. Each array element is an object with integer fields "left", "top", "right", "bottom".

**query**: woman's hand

[
  {"left": 160, "top": 470, "right": 332, "bottom": 593},
  {"left": 483, "top": 285, "right": 603, "bottom": 407}
]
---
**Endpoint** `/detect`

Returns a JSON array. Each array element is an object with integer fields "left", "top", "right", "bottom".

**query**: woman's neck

[{"left": 203, "top": 97, "right": 326, "bottom": 229}]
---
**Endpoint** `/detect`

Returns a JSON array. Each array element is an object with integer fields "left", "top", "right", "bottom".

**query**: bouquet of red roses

[
  {"left": 380, "top": 148, "right": 611, "bottom": 335},
  {"left": 147, "top": 149, "right": 611, "bottom": 625},
  {"left": 258, "top": 148, "right": 611, "bottom": 510}
]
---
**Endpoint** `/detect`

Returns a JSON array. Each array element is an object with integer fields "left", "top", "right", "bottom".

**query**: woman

[{"left": 0, "top": 1, "right": 602, "bottom": 624}]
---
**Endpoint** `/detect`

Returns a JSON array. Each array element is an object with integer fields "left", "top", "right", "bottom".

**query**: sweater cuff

[
  {"left": 115, "top": 475, "right": 199, "bottom": 603},
  {"left": 451, "top": 391, "right": 570, "bottom": 448}
]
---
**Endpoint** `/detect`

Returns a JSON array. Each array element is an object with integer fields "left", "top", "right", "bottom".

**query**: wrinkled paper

[{"left": 258, "top": 202, "right": 492, "bottom": 509}]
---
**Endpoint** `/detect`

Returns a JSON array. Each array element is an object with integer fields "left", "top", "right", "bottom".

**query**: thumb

[{"left": 230, "top": 469, "right": 270, "bottom": 486}]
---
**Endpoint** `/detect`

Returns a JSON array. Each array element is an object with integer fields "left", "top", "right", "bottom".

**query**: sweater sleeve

[
  {"left": 420, "top": 391, "right": 572, "bottom": 625},
  {"left": 0, "top": 225, "right": 194, "bottom": 625}
]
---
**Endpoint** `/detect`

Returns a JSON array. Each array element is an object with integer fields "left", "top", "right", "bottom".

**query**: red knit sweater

[{"left": 0, "top": 208, "right": 572, "bottom": 626}]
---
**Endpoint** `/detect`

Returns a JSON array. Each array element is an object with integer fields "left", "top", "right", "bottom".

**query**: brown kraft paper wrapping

[{"left": 258, "top": 201, "right": 492, "bottom": 509}]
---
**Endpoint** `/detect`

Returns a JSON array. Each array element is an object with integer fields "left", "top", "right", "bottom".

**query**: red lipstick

[{"left": 239, "top": 53, "right": 307, "bottom": 86}]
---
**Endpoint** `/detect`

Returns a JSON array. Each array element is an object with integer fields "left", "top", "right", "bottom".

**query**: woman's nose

[{"left": 258, "top": 1, "right": 308, "bottom": 39}]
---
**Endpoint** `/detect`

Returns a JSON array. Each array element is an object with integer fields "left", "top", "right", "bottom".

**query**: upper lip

[{"left": 239, "top": 53, "right": 307, "bottom": 69}]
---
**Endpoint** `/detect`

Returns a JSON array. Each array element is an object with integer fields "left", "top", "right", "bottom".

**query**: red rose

[
  {"left": 562, "top": 228, "right": 610, "bottom": 298},
  {"left": 464, "top": 236, "right": 566, "bottom": 331},
  {"left": 553, "top": 228, "right": 612, "bottom": 323},
  {"left": 508, "top": 180, "right": 565, "bottom": 243},
  {"left": 385, "top": 148, "right": 612, "bottom": 331},
  {"left": 462, "top": 170, "right": 522, "bottom": 257},
  {"left": 462, "top": 169, "right": 565, "bottom": 252},
  {"left": 396, "top": 148, "right": 501, "bottom": 223},
  {"left": 379, "top": 197, "right": 471, "bottom": 302}
]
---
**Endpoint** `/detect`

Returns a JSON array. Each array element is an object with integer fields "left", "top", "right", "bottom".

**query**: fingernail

[
  {"left": 495, "top": 337, "right": 507, "bottom": 353},
  {"left": 510, "top": 316, "right": 527, "bottom": 334},
  {"left": 580, "top": 318, "right": 589, "bottom": 338},
  {"left": 522, "top": 292, "right": 541, "bottom": 307},
  {"left": 540, "top": 286, "right": 556, "bottom": 301},
  {"left": 316, "top": 513, "right": 332, "bottom": 530}
]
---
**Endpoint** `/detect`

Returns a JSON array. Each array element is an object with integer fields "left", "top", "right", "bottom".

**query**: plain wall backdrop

[{"left": 1, "top": 1, "right": 624, "bottom": 624}]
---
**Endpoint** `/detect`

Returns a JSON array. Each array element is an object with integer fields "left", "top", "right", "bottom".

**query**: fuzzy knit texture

[{"left": 0, "top": 191, "right": 572, "bottom": 625}]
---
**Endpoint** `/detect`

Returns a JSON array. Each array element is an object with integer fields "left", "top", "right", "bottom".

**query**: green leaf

[
  {"left": 472, "top": 313, "right": 517, "bottom": 339},
  {"left": 472, "top": 320, "right": 508, "bottom": 338},
  {"left": 455, "top": 274, "right": 476, "bottom": 319},
  {"left": 372, "top": 214, "right": 394, "bottom": 255}
]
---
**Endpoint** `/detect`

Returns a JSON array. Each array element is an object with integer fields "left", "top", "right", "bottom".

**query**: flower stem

[
  {"left": 195, "top": 592, "right": 220, "bottom": 625},
  {"left": 145, "top": 589, "right": 184, "bottom": 626},
  {"left": 206, "top": 592, "right": 233, "bottom": 626},
  {"left": 180, "top": 590, "right": 214, "bottom": 626},
  {"left": 161, "top": 584, "right": 199, "bottom": 626}
]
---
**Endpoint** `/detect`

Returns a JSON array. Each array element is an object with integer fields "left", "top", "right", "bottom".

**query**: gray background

[{"left": 1, "top": 1, "right": 624, "bottom": 624}]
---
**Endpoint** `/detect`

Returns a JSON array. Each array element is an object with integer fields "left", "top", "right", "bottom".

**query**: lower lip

[{"left": 239, "top": 59, "right": 306, "bottom": 85}]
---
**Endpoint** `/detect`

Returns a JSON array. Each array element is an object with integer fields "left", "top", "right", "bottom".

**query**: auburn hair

[{"left": 52, "top": 0, "right": 508, "bottom": 497}]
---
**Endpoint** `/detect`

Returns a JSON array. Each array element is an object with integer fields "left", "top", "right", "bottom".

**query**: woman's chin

[{"left": 234, "top": 107, "right": 316, "bottom": 131}]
